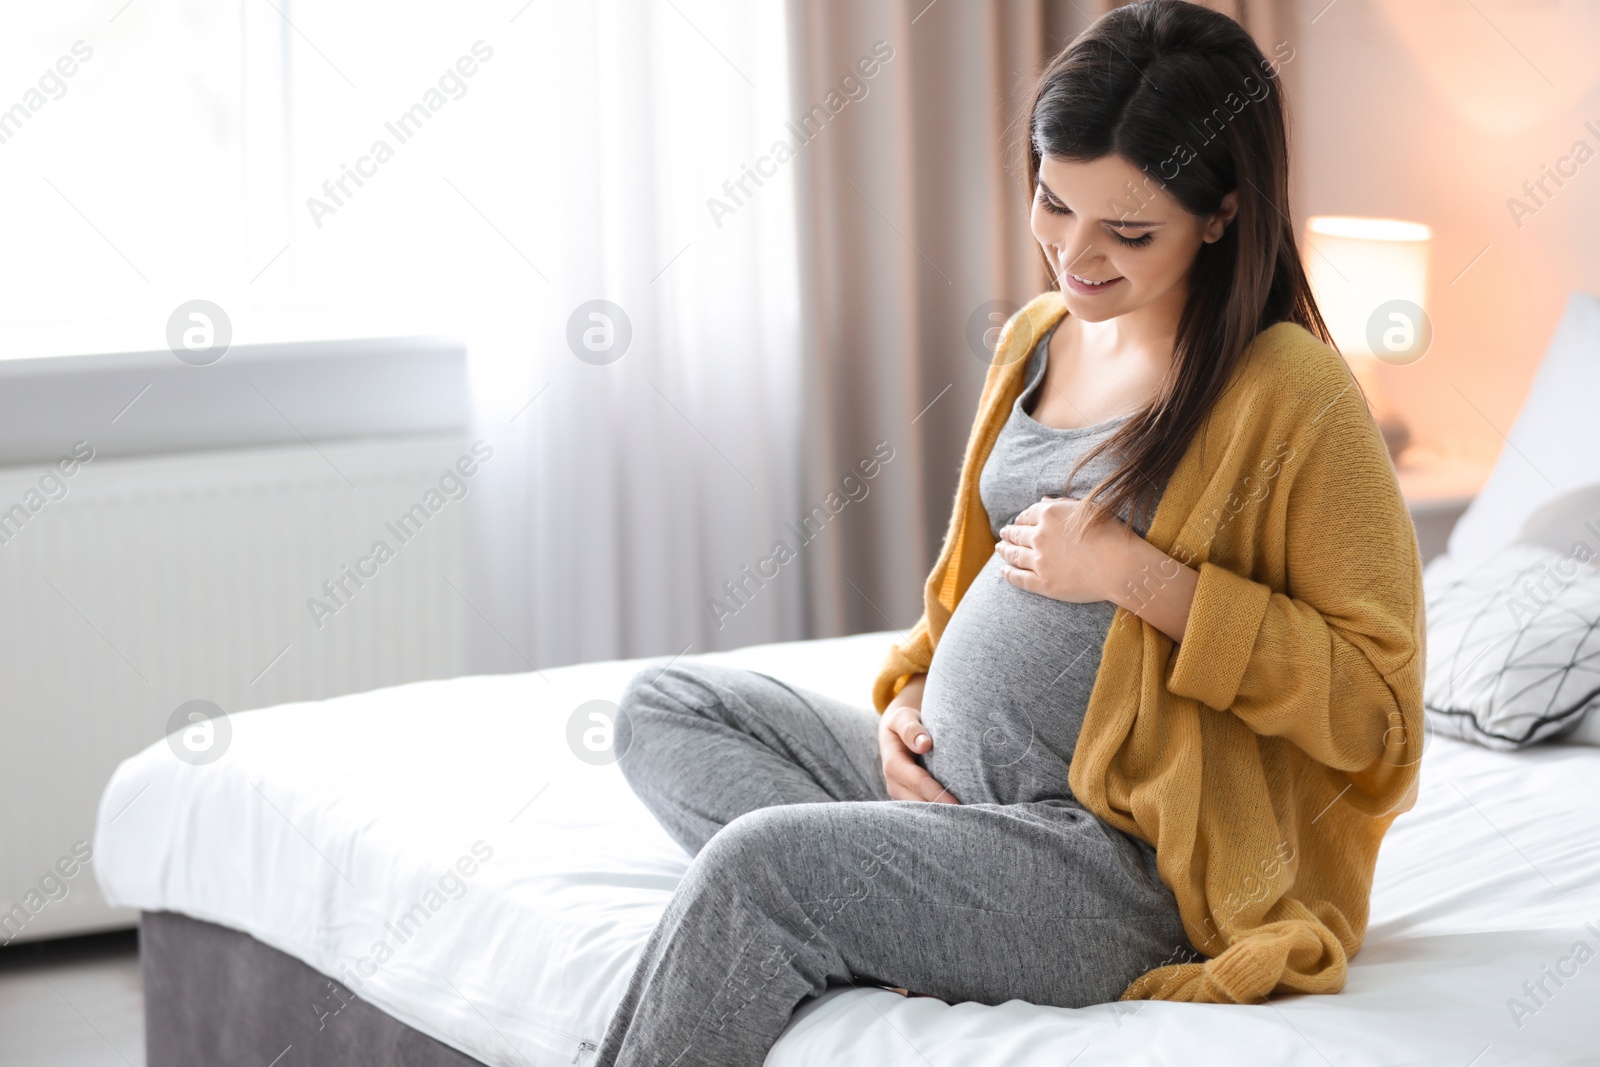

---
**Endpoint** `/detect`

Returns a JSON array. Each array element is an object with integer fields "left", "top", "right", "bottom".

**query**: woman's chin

[{"left": 1060, "top": 294, "right": 1125, "bottom": 322}]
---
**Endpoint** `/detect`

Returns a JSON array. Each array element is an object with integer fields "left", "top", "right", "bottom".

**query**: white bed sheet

[{"left": 94, "top": 631, "right": 1600, "bottom": 1066}]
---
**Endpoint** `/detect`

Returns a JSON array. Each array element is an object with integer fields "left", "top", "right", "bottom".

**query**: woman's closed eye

[{"left": 1037, "top": 192, "right": 1155, "bottom": 247}]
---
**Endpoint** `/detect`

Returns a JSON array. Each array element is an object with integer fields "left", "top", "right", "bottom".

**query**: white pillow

[
  {"left": 1517, "top": 481, "right": 1600, "bottom": 558},
  {"left": 1446, "top": 291, "right": 1600, "bottom": 569},
  {"left": 1568, "top": 714, "right": 1600, "bottom": 746},
  {"left": 1423, "top": 545, "right": 1600, "bottom": 750}
]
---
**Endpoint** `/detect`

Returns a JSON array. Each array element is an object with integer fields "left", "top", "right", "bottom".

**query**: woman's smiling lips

[{"left": 1063, "top": 271, "right": 1123, "bottom": 295}]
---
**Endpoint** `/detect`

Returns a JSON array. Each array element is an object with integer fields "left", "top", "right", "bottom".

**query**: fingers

[
  {"left": 879, "top": 708, "right": 960, "bottom": 804},
  {"left": 998, "top": 523, "right": 1038, "bottom": 548},
  {"left": 888, "top": 704, "right": 931, "bottom": 755},
  {"left": 995, "top": 537, "right": 1040, "bottom": 588},
  {"left": 1013, "top": 495, "right": 1079, "bottom": 528},
  {"left": 1001, "top": 562, "right": 1040, "bottom": 594},
  {"left": 885, "top": 750, "right": 960, "bottom": 804},
  {"left": 994, "top": 540, "right": 1035, "bottom": 572}
]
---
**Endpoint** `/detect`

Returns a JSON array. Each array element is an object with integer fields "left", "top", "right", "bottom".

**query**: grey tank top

[{"left": 917, "top": 320, "right": 1168, "bottom": 806}]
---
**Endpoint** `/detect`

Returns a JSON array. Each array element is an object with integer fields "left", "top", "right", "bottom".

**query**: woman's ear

[{"left": 1202, "top": 189, "right": 1239, "bottom": 244}]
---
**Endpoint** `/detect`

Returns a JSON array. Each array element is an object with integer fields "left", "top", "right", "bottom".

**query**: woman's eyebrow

[{"left": 1037, "top": 179, "right": 1164, "bottom": 228}]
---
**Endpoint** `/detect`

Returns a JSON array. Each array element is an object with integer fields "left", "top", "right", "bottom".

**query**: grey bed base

[{"left": 141, "top": 911, "right": 494, "bottom": 1067}]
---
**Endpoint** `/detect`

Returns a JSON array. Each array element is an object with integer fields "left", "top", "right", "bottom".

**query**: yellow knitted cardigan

[{"left": 871, "top": 289, "right": 1426, "bottom": 1004}]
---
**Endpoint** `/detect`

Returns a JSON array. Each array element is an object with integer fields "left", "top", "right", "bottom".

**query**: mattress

[{"left": 95, "top": 630, "right": 1600, "bottom": 1065}]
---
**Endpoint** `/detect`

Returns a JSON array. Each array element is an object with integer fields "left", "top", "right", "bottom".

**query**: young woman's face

[{"left": 1029, "top": 153, "right": 1236, "bottom": 323}]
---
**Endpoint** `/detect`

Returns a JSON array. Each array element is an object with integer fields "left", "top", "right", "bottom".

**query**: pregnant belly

[{"left": 916, "top": 554, "right": 1112, "bottom": 805}]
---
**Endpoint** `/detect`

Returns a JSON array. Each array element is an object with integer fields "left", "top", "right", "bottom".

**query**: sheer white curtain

[
  {"left": 234, "top": 0, "right": 806, "bottom": 671},
  {"left": 273, "top": 0, "right": 807, "bottom": 670},
  {"left": 453, "top": 1, "right": 805, "bottom": 671}
]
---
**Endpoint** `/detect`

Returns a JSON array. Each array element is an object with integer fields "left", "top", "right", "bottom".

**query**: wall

[{"left": 1288, "top": 0, "right": 1600, "bottom": 467}]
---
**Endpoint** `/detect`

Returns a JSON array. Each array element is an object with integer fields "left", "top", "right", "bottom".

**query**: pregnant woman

[{"left": 595, "top": 2, "right": 1424, "bottom": 1064}]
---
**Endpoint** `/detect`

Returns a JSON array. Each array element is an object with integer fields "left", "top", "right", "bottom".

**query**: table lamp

[{"left": 1303, "top": 215, "right": 1433, "bottom": 463}]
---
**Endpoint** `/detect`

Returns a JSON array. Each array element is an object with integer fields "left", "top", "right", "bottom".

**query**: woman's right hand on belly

[{"left": 878, "top": 675, "right": 960, "bottom": 804}]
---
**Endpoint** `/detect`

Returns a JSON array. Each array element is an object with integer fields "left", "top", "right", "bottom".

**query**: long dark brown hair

[{"left": 1022, "top": 0, "right": 1335, "bottom": 540}]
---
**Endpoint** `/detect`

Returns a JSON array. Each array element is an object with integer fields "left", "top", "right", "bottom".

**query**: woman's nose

[{"left": 1056, "top": 239, "right": 1101, "bottom": 276}]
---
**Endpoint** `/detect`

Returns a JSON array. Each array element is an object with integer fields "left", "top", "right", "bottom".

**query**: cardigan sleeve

[
  {"left": 1164, "top": 396, "right": 1423, "bottom": 773},
  {"left": 870, "top": 615, "right": 932, "bottom": 714}
]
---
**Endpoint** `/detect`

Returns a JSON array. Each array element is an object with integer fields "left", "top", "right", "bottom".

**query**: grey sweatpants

[{"left": 592, "top": 662, "right": 1196, "bottom": 1067}]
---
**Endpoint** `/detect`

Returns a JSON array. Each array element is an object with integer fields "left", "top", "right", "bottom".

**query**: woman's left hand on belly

[
  {"left": 996, "top": 495, "right": 1135, "bottom": 604},
  {"left": 1000, "top": 495, "right": 1200, "bottom": 642}
]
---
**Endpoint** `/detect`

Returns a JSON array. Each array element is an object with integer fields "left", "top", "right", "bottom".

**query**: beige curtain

[
  {"left": 787, "top": 0, "right": 1295, "bottom": 640},
  {"left": 786, "top": 0, "right": 1092, "bottom": 639}
]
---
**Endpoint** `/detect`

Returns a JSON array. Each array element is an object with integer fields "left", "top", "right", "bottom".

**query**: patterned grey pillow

[{"left": 1423, "top": 544, "right": 1600, "bottom": 750}]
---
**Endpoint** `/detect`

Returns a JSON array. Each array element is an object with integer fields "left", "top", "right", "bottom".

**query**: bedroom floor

[{"left": 0, "top": 930, "right": 144, "bottom": 1066}]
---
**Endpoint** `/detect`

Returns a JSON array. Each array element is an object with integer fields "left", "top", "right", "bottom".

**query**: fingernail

[{"left": 915, "top": 733, "right": 928, "bottom": 747}]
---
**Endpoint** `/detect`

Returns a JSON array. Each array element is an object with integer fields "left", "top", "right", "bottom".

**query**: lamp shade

[{"left": 1304, "top": 216, "right": 1433, "bottom": 365}]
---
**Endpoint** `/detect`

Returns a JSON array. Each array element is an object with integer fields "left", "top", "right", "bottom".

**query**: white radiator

[{"left": 0, "top": 434, "right": 471, "bottom": 942}]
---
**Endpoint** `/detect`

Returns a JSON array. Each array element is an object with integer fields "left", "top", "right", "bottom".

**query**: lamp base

[
  {"left": 1378, "top": 416, "right": 1412, "bottom": 465},
  {"left": 1345, "top": 352, "right": 1411, "bottom": 464}
]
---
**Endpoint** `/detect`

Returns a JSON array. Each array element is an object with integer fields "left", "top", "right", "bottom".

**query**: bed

[{"left": 94, "top": 627, "right": 1600, "bottom": 1066}]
